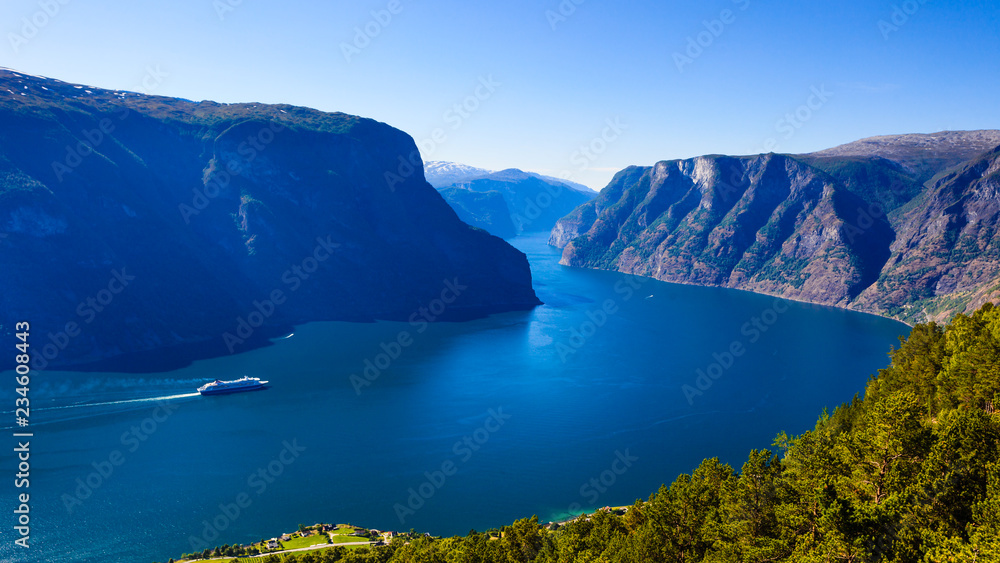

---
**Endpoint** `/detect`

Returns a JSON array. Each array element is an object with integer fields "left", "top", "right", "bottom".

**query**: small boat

[{"left": 197, "top": 376, "right": 269, "bottom": 396}]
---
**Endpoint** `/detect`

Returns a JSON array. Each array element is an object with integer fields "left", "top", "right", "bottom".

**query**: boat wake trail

[
  {"left": 1, "top": 392, "right": 201, "bottom": 430},
  {"left": 34, "top": 392, "right": 201, "bottom": 412}
]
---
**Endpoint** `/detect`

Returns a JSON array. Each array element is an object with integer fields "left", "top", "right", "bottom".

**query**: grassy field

[
  {"left": 279, "top": 533, "right": 331, "bottom": 550},
  {"left": 175, "top": 525, "right": 376, "bottom": 562},
  {"left": 226, "top": 542, "right": 373, "bottom": 562},
  {"left": 330, "top": 535, "right": 371, "bottom": 543}
]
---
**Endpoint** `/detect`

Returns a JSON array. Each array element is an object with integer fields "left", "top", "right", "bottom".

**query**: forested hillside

[{"left": 224, "top": 302, "right": 1000, "bottom": 562}]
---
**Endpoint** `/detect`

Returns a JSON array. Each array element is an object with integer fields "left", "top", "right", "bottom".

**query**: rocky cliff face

[
  {"left": 0, "top": 69, "right": 539, "bottom": 370},
  {"left": 553, "top": 154, "right": 893, "bottom": 308},
  {"left": 552, "top": 132, "right": 1000, "bottom": 323},
  {"left": 856, "top": 146, "right": 1000, "bottom": 320}
]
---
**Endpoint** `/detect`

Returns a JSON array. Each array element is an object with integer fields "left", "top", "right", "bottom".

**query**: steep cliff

[
  {"left": 0, "top": 69, "right": 539, "bottom": 370},
  {"left": 552, "top": 133, "right": 1000, "bottom": 323},
  {"left": 856, "top": 146, "right": 1000, "bottom": 320},
  {"left": 553, "top": 154, "right": 893, "bottom": 308}
]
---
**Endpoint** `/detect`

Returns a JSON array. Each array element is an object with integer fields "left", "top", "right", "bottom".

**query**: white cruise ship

[{"left": 197, "top": 376, "right": 269, "bottom": 395}]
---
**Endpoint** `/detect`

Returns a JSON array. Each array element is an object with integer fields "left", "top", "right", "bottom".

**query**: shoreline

[
  {"left": 553, "top": 261, "right": 917, "bottom": 330},
  {"left": 168, "top": 523, "right": 418, "bottom": 562},
  {"left": 37, "top": 273, "right": 914, "bottom": 376},
  {"left": 23, "top": 227, "right": 923, "bottom": 375},
  {"left": 27, "top": 302, "right": 542, "bottom": 374},
  {"left": 165, "top": 509, "right": 632, "bottom": 563}
]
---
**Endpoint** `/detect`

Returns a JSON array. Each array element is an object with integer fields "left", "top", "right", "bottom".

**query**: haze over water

[{"left": 2, "top": 233, "right": 910, "bottom": 563}]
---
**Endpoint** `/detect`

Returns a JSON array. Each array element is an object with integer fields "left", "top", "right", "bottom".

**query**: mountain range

[
  {"left": 436, "top": 168, "right": 596, "bottom": 238},
  {"left": 424, "top": 160, "right": 596, "bottom": 194},
  {"left": 423, "top": 161, "right": 494, "bottom": 188},
  {"left": 0, "top": 69, "right": 539, "bottom": 370},
  {"left": 551, "top": 130, "right": 1000, "bottom": 323},
  {"left": 4, "top": 64, "right": 998, "bottom": 371}
]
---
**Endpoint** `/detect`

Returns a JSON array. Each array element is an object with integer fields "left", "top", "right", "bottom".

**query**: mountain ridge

[
  {"left": 0, "top": 68, "right": 540, "bottom": 370},
  {"left": 425, "top": 160, "right": 596, "bottom": 193},
  {"left": 552, "top": 131, "right": 1000, "bottom": 323},
  {"left": 436, "top": 168, "right": 596, "bottom": 238}
]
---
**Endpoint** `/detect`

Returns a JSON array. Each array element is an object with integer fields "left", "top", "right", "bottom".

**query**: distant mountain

[
  {"left": 551, "top": 130, "right": 1000, "bottom": 323},
  {"left": 0, "top": 68, "right": 539, "bottom": 370},
  {"left": 425, "top": 160, "right": 597, "bottom": 193},
  {"left": 524, "top": 172, "right": 596, "bottom": 194},
  {"left": 440, "top": 168, "right": 596, "bottom": 238},
  {"left": 424, "top": 161, "right": 493, "bottom": 188}
]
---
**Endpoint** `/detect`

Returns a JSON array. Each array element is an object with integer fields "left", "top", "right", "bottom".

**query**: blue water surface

[{"left": 1, "top": 233, "right": 910, "bottom": 562}]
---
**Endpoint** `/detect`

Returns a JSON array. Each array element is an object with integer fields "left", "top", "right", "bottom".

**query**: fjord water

[{"left": 4, "top": 233, "right": 909, "bottom": 563}]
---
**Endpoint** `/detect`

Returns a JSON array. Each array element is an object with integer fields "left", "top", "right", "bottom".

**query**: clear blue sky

[{"left": 2, "top": 0, "right": 998, "bottom": 190}]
